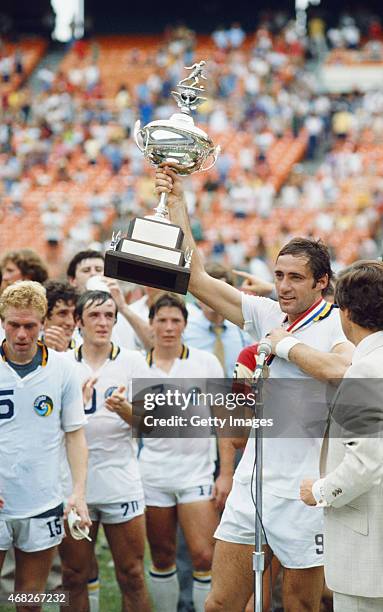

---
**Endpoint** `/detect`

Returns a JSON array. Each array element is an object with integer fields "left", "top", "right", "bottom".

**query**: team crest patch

[
  {"left": 104, "top": 386, "right": 118, "bottom": 399},
  {"left": 33, "top": 395, "right": 54, "bottom": 417}
]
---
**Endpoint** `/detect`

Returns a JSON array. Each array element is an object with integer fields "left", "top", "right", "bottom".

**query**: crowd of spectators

[
  {"left": 0, "top": 39, "right": 24, "bottom": 85},
  {"left": 318, "top": 12, "right": 383, "bottom": 63},
  {"left": 1, "top": 15, "right": 383, "bottom": 279},
  {"left": 0, "top": 35, "right": 47, "bottom": 96}
]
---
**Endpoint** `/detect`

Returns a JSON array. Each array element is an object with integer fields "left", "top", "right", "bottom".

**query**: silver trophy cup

[{"left": 104, "top": 61, "right": 220, "bottom": 294}]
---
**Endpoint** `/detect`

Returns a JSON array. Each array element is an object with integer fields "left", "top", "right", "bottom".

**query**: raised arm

[
  {"left": 103, "top": 278, "right": 154, "bottom": 350},
  {"left": 155, "top": 166, "right": 244, "bottom": 327}
]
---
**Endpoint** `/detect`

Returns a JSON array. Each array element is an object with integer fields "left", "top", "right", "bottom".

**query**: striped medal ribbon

[{"left": 267, "top": 298, "right": 334, "bottom": 367}]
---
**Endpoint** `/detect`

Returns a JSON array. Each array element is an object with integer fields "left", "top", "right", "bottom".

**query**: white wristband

[{"left": 275, "top": 336, "right": 301, "bottom": 361}]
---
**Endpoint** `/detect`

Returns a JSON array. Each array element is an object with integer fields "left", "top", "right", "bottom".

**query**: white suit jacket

[{"left": 319, "top": 331, "right": 383, "bottom": 597}]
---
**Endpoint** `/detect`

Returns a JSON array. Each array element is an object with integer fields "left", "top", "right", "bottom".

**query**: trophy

[{"left": 104, "top": 60, "right": 220, "bottom": 294}]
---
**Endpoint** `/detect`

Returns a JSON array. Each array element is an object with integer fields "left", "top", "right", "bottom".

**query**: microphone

[{"left": 253, "top": 337, "right": 272, "bottom": 382}]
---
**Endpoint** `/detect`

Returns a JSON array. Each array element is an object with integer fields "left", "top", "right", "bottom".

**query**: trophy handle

[
  {"left": 199, "top": 145, "right": 221, "bottom": 172},
  {"left": 152, "top": 192, "right": 170, "bottom": 223},
  {"left": 134, "top": 120, "right": 145, "bottom": 152}
]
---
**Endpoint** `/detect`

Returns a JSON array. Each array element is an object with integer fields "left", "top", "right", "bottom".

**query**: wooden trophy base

[{"left": 104, "top": 249, "right": 190, "bottom": 294}]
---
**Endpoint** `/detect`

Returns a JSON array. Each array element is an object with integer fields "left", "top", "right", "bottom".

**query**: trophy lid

[
  {"left": 133, "top": 60, "right": 219, "bottom": 176},
  {"left": 171, "top": 61, "right": 208, "bottom": 113}
]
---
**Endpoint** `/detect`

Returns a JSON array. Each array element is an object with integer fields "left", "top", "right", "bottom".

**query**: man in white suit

[{"left": 300, "top": 260, "right": 383, "bottom": 611}]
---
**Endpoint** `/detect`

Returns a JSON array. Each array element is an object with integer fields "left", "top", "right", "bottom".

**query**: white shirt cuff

[{"left": 312, "top": 478, "right": 328, "bottom": 507}]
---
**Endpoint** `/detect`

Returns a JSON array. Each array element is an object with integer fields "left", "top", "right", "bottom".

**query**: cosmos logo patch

[
  {"left": 104, "top": 386, "right": 118, "bottom": 399},
  {"left": 33, "top": 395, "right": 54, "bottom": 417}
]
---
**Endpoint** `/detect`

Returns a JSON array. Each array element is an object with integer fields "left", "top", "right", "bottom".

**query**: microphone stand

[{"left": 252, "top": 366, "right": 266, "bottom": 612}]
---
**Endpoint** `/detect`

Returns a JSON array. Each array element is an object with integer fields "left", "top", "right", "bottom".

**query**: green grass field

[{"left": 0, "top": 528, "right": 150, "bottom": 612}]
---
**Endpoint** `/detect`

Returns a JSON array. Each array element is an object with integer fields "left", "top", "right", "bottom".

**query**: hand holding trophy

[{"left": 104, "top": 60, "right": 220, "bottom": 294}]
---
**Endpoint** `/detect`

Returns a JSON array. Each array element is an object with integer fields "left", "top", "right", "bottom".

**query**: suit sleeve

[
  {"left": 322, "top": 365, "right": 383, "bottom": 508},
  {"left": 322, "top": 438, "right": 383, "bottom": 507}
]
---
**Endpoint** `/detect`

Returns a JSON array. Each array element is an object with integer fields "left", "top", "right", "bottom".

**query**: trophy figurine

[{"left": 104, "top": 60, "right": 220, "bottom": 294}]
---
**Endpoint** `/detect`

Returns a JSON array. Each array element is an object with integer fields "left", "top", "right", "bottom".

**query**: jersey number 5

[{"left": 0, "top": 390, "right": 14, "bottom": 420}]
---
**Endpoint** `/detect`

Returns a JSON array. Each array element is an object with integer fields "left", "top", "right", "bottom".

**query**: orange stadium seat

[{"left": 1, "top": 38, "right": 47, "bottom": 96}]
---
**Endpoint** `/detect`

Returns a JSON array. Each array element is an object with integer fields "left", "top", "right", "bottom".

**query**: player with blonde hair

[{"left": 0, "top": 281, "right": 90, "bottom": 608}]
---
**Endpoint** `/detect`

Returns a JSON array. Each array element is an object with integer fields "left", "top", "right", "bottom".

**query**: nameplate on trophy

[
  {"left": 128, "top": 217, "right": 183, "bottom": 249},
  {"left": 120, "top": 239, "right": 184, "bottom": 266}
]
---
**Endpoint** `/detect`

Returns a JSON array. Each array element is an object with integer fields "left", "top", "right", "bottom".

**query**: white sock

[
  {"left": 87, "top": 577, "right": 100, "bottom": 612},
  {"left": 148, "top": 565, "right": 179, "bottom": 612},
  {"left": 192, "top": 571, "right": 212, "bottom": 612}
]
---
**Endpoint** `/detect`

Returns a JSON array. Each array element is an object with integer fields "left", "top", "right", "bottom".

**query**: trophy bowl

[{"left": 134, "top": 114, "right": 219, "bottom": 176}]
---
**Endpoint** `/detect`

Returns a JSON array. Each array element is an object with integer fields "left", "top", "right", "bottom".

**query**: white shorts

[
  {"left": 88, "top": 498, "right": 145, "bottom": 524},
  {"left": 214, "top": 479, "right": 324, "bottom": 569},
  {"left": 144, "top": 482, "right": 214, "bottom": 507},
  {"left": 0, "top": 505, "right": 64, "bottom": 553}
]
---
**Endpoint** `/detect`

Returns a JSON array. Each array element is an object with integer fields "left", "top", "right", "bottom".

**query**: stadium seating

[
  {"left": 1, "top": 24, "right": 382, "bottom": 272},
  {"left": 0, "top": 37, "right": 47, "bottom": 96}
]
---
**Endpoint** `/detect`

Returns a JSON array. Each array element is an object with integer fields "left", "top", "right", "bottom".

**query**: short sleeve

[
  {"left": 60, "top": 357, "right": 87, "bottom": 432},
  {"left": 241, "top": 293, "right": 282, "bottom": 339}
]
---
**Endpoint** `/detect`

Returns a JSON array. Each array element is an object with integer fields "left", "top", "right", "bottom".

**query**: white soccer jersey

[
  {"left": 235, "top": 294, "right": 349, "bottom": 499},
  {"left": 64, "top": 344, "right": 148, "bottom": 504},
  {"left": 138, "top": 345, "right": 224, "bottom": 490},
  {"left": 0, "top": 343, "right": 85, "bottom": 519}
]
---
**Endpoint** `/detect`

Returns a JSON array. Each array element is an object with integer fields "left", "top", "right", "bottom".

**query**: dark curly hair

[
  {"left": 0, "top": 249, "right": 48, "bottom": 284},
  {"left": 44, "top": 280, "right": 78, "bottom": 318},
  {"left": 335, "top": 260, "right": 383, "bottom": 330}
]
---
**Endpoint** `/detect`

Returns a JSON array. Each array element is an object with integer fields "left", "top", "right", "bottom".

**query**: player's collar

[
  {"left": 0, "top": 339, "right": 48, "bottom": 366},
  {"left": 282, "top": 298, "right": 335, "bottom": 333},
  {"left": 267, "top": 299, "right": 336, "bottom": 367},
  {"left": 146, "top": 344, "right": 190, "bottom": 367},
  {"left": 74, "top": 342, "right": 120, "bottom": 362}
]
